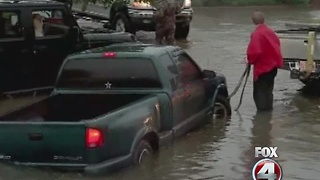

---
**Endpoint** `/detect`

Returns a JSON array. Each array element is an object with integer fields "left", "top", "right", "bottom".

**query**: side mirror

[
  {"left": 67, "top": 2, "right": 73, "bottom": 9},
  {"left": 73, "top": 14, "right": 80, "bottom": 20},
  {"left": 69, "top": 26, "right": 80, "bottom": 41},
  {"left": 168, "top": 65, "right": 178, "bottom": 74},
  {"left": 203, "top": 70, "right": 216, "bottom": 79}
]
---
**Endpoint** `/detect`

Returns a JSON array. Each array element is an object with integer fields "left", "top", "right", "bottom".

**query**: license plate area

[
  {"left": 290, "top": 70, "right": 300, "bottom": 79},
  {"left": 299, "top": 61, "right": 316, "bottom": 72}
]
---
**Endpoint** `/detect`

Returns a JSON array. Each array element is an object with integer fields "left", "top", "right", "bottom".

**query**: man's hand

[{"left": 242, "top": 57, "right": 249, "bottom": 64}]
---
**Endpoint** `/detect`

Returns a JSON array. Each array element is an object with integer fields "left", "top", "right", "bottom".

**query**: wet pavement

[{"left": 1, "top": 6, "right": 320, "bottom": 180}]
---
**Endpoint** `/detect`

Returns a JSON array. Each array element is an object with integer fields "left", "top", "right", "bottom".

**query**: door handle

[
  {"left": 304, "top": 40, "right": 308, "bottom": 44},
  {"left": 28, "top": 133, "right": 43, "bottom": 141},
  {"left": 21, "top": 48, "right": 31, "bottom": 54},
  {"left": 33, "top": 45, "right": 46, "bottom": 51}
]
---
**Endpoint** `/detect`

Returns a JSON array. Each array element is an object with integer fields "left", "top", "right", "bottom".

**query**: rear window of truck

[{"left": 56, "top": 58, "right": 162, "bottom": 89}]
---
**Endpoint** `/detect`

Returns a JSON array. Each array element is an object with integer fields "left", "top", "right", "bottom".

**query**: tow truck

[{"left": 276, "top": 22, "right": 320, "bottom": 92}]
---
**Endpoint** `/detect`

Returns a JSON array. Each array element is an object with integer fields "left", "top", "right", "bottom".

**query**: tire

[
  {"left": 212, "top": 95, "right": 232, "bottom": 120},
  {"left": 299, "top": 80, "right": 320, "bottom": 95},
  {"left": 133, "top": 140, "right": 153, "bottom": 165},
  {"left": 111, "top": 12, "right": 136, "bottom": 34},
  {"left": 175, "top": 24, "right": 190, "bottom": 39}
]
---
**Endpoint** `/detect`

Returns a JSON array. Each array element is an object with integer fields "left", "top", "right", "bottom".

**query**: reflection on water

[
  {"left": 243, "top": 112, "right": 273, "bottom": 179},
  {"left": 1, "top": 6, "right": 320, "bottom": 180}
]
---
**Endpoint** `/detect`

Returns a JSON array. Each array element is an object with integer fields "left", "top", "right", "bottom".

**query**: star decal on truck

[{"left": 105, "top": 82, "right": 112, "bottom": 89}]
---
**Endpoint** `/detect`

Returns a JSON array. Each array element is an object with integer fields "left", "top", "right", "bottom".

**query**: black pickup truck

[
  {"left": 0, "top": 0, "right": 136, "bottom": 93},
  {"left": 72, "top": 0, "right": 193, "bottom": 39},
  {"left": 0, "top": 43, "right": 231, "bottom": 175}
]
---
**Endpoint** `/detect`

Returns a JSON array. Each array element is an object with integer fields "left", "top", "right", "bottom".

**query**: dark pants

[
  {"left": 253, "top": 68, "right": 277, "bottom": 112},
  {"left": 155, "top": 23, "right": 175, "bottom": 45}
]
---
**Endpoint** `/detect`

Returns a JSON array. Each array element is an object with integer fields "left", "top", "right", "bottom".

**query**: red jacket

[{"left": 246, "top": 23, "right": 283, "bottom": 81}]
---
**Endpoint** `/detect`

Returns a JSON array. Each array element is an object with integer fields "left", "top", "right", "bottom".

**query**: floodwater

[{"left": 1, "top": 6, "right": 320, "bottom": 180}]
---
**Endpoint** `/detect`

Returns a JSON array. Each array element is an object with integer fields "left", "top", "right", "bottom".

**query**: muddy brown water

[{"left": 1, "top": 6, "right": 320, "bottom": 180}]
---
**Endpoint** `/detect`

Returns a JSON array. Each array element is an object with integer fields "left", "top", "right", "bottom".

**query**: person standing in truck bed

[
  {"left": 246, "top": 11, "right": 283, "bottom": 112},
  {"left": 154, "top": 0, "right": 182, "bottom": 45}
]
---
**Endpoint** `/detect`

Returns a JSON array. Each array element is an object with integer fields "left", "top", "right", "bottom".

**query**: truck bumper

[
  {"left": 128, "top": 8, "right": 193, "bottom": 31},
  {"left": 282, "top": 59, "right": 320, "bottom": 82},
  {"left": 176, "top": 8, "right": 193, "bottom": 26},
  {"left": 84, "top": 154, "right": 132, "bottom": 175},
  {"left": 128, "top": 8, "right": 155, "bottom": 31},
  {"left": 7, "top": 153, "right": 133, "bottom": 175}
]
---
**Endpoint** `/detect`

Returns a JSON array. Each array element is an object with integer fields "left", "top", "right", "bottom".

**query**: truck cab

[{"left": 0, "top": 0, "right": 136, "bottom": 93}]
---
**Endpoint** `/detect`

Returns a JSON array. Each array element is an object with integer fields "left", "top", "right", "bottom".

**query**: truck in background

[
  {"left": 0, "top": 0, "right": 136, "bottom": 94},
  {"left": 72, "top": 0, "right": 193, "bottom": 39}
]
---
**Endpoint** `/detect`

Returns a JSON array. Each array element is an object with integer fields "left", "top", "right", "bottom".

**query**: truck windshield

[{"left": 56, "top": 58, "right": 162, "bottom": 89}]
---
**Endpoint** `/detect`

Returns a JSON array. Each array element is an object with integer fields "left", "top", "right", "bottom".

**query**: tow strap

[{"left": 227, "top": 64, "right": 251, "bottom": 111}]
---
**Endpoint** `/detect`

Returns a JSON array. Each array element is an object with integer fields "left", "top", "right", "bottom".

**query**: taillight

[
  {"left": 86, "top": 128, "right": 104, "bottom": 148},
  {"left": 102, "top": 52, "right": 116, "bottom": 58}
]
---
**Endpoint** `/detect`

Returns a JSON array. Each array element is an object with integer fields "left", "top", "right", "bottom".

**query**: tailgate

[
  {"left": 0, "top": 123, "right": 86, "bottom": 164},
  {"left": 278, "top": 32, "right": 320, "bottom": 61}
]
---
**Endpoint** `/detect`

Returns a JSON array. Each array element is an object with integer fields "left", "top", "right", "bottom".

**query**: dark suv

[
  {"left": 0, "top": 0, "right": 136, "bottom": 93},
  {"left": 73, "top": 0, "right": 193, "bottom": 39}
]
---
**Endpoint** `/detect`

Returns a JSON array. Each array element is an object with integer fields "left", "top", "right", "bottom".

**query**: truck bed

[
  {"left": 0, "top": 94, "right": 148, "bottom": 122},
  {"left": 0, "top": 93, "right": 151, "bottom": 165}
]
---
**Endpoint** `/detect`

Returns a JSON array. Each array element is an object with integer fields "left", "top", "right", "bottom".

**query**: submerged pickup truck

[
  {"left": 0, "top": 43, "right": 231, "bottom": 175},
  {"left": 0, "top": 0, "right": 136, "bottom": 93}
]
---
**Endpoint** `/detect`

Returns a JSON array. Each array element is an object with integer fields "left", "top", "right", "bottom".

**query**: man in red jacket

[{"left": 246, "top": 11, "right": 283, "bottom": 111}]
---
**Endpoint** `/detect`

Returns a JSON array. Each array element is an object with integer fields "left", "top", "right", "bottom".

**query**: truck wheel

[
  {"left": 133, "top": 140, "right": 153, "bottom": 165},
  {"left": 212, "top": 95, "right": 232, "bottom": 120},
  {"left": 175, "top": 24, "right": 190, "bottom": 40},
  {"left": 112, "top": 13, "right": 136, "bottom": 34},
  {"left": 299, "top": 80, "right": 320, "bottom": 95}
]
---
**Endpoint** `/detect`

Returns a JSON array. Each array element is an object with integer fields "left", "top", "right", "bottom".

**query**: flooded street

[{"left": 1, "top": 6, "right": 320, "bottom": 180}]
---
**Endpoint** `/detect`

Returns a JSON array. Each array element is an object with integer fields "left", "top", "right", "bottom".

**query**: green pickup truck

[{"left": 0, "top": 43, "right": 231, "bottom": 175}]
